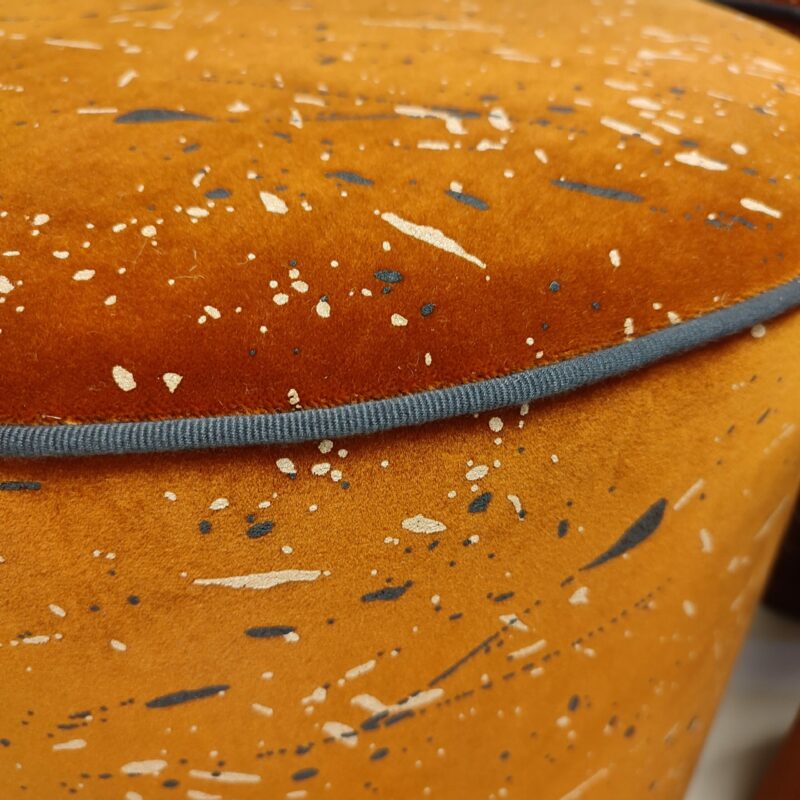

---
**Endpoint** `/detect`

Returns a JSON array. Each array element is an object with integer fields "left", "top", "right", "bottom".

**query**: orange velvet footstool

[{"left": 1, "top": 0, "right": 799, "bottom": 798}]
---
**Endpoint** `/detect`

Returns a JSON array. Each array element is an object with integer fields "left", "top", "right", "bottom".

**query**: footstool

[{"left": 1, "top": 0, "right": 799, "bottom": 797}]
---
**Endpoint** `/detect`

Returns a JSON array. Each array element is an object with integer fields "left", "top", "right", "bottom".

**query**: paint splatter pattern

[
  {"left": 1, "top": 310, "right": 798, "bottom": 798},
  {"left": 0, "top": 0, "right": 799, "bottom": 424}
]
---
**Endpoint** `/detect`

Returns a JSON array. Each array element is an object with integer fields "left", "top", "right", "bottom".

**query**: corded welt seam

[{"left": 1, "top": 277, "right": 799, "bottom": 458}]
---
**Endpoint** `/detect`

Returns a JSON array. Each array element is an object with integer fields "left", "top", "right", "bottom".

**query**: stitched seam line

[{"left": 1, "top": 277, "right": 798, "bottom": 458}]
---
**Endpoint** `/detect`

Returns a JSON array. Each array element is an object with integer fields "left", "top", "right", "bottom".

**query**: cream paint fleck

[
  {"left": 699, "top": 528, "right": 714, "bottom": 553},
  {"left": 740, "top": 198, "right": 781, "bottom": 219},
  {"left": 117, "top": 69, "right": 138, "bottom": 88},
  {"left": 23, "top": 635, "right": 50, "bottom": 645},
  {"left": 112, "top": 365, "right": 136, "bottom": 392},
  {"left": 381, "top": 211, "right": 486, "bottom": 269},
  {"left": 569, "top": 587, "right": 589, "bottom": 606},
  {"left": 674, "top": 478, "right": 705, "bottom": 511},
  {"left": 322, "top": 721, "right": 358, "bottom": 748},
  {"left": 344, "top": 660, "right": 376, "bottom": 680},
  {"left": 162, "top": 372, "right": 183, "bottom": 393},
  {"left": 121, "top": 759, "right": 167, "bottom": 776},
  {"left": 674, "top": 150, "right": 728, "bottom": 171},
  {"left": 559, "top": 767, "right": 612, "bottom": 800},
  {"left": 53, "top": 739, "right": 87, "bottom": 751},
  {"left": 465, "top": 465, "right": 489, "bottom": 481},
  {"left": 226, "top": 100, "right": 250, "bottom": 113},
  {"left": 402, "top": 515, "right": 447, "bottom": 534},
  {"left": 488, "top": 107, "right": 512, "bottom": 131},
  {"left": 193, "top": 570, "right": 321, "bottom": 590},
  {"left": 44, "top": 38, "right": 102, "bottom": 49},
  {"left": 316, "top": 298, "right": 331, "bottom": 318},
  {"left": 276, "top": 457, "right": 296, "bottom": 475},
  {"left": 259, "top": 191, "right": 289, "bottom": 214},
  {"left": 600, "top": 116, "right": 662, "bottom": 146},
  {"left": 508, "top": 639, "right": 547, "bottom": 660},
  {"left": 394, "top": 105, "right": 467, "bottom": 135},
  {"left": 188, "top": 770, "right": 261, "bottom": 784}
]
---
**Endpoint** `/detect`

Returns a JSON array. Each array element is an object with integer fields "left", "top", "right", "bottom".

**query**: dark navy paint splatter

[
  {"left": 361, "top": 582, "right": 412, "bottom": 603},
  {"left": 446, "top": 190, "right": 489, "bottom": 210},
  {"left": 580, "top": 498, "right": 668, "bottom": 570},
  {"left": 468, "top": 492, "right": 493, "bottom": 513},
  {"left": 115, "top": 108, "right": 212, "bottom": 124},
  {"left": 292, "top": 767, "right": 319, "bottom": 781},
  {"left": 245, "top": 625, "right": 296, "bottom": 638},
  {"left": 551, "top": 178, "right": 644, "bottom": 203},
  {"left": 145, "top": 684, "right": 230, "bottom": 708},
  {"left": 374, "top": 270, "right": 403, "bottom": 283},
  {"left": 325, "top": 171, "right": 374, "bottom": 186},
  {"left": 0, "top": 481, "right": 41, "bottom": 491},
  {"left": 247, "top": 521, "right": 274, "bottom": 539}
]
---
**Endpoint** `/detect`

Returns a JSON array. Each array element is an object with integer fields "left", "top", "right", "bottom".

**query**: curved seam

[{"left": 1, "top": 277, "right": 798, "bottom": 459}]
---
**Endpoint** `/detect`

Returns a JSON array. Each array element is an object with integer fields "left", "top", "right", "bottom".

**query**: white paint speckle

[
  {"left": 53, "top": 739, "right": 87, "bottom": 752},
  {"left": 121, "top": 760, "right": 167, "bottom": 776},
  {"left": 380, "top": 212, "right": 485, "bottom": 269},
  {"left": 316, "top": 298, "right": 331, "bottom": 318},
  {"left": 193, "top": 570, "right": 321, "bottom": 590},
  {"left": 112, "top": 365, "right": 136, "bottom": 392},
  {"left": 162, "top": 372, "right": 183, "bottom": 393},
  {"left": 465, "top": 464, "right": 489, "bottom": 481},
  {"left": 674, "top": 150, "right": 728, "bottom": 171},
  {"left": 72, "top": 268, "right": 95, "bottom": 281},
  {"left": 569, "top": 587, "right": 589, "bottom": 605},
  {"left": 740, "top": 198, "right": 781, "bottom": 219},
  {"left": 226, "top": 100, "right": 250, "bottom": 113},
  {"left": 402, "top": 515, "right": 447, "bottom": 534},
  {"left": 259, "top": 191, "right": 288, "bottom": 215},
  {"left": 276, "top": 457, "right": 296, "bottom": 475}
]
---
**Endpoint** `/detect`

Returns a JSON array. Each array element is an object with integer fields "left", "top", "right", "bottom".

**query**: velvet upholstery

[
  {"left": 1, "top": 310, "right": 799, "bottom": 798},
  {"left": 1, "top": 0, "right": 799, "bottom": 798},
  {"left": 0, "top": 0, "right": 798, "bottom": 425}
]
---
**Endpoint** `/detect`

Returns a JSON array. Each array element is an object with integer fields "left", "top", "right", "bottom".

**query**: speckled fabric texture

[
  {"left": 1, "top": 311, "right": 799, "bottom": 799},
  {"left": 1, "top": 0, "right": 800, "bottom": 798},
  {"left": 0, "top": 0, "right": 799, "bottom": 425}
]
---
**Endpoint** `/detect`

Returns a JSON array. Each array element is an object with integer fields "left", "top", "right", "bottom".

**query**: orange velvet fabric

[
  {"left": 0, "top": 0, "right": 799, "bottom": 424},
  {"left": 1, "top": 311, "right": 798, "bottom": 798}
]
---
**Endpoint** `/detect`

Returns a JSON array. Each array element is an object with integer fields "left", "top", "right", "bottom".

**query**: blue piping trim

[{"left": 1, "top": 278, "right": 798, "bottom": 458}]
